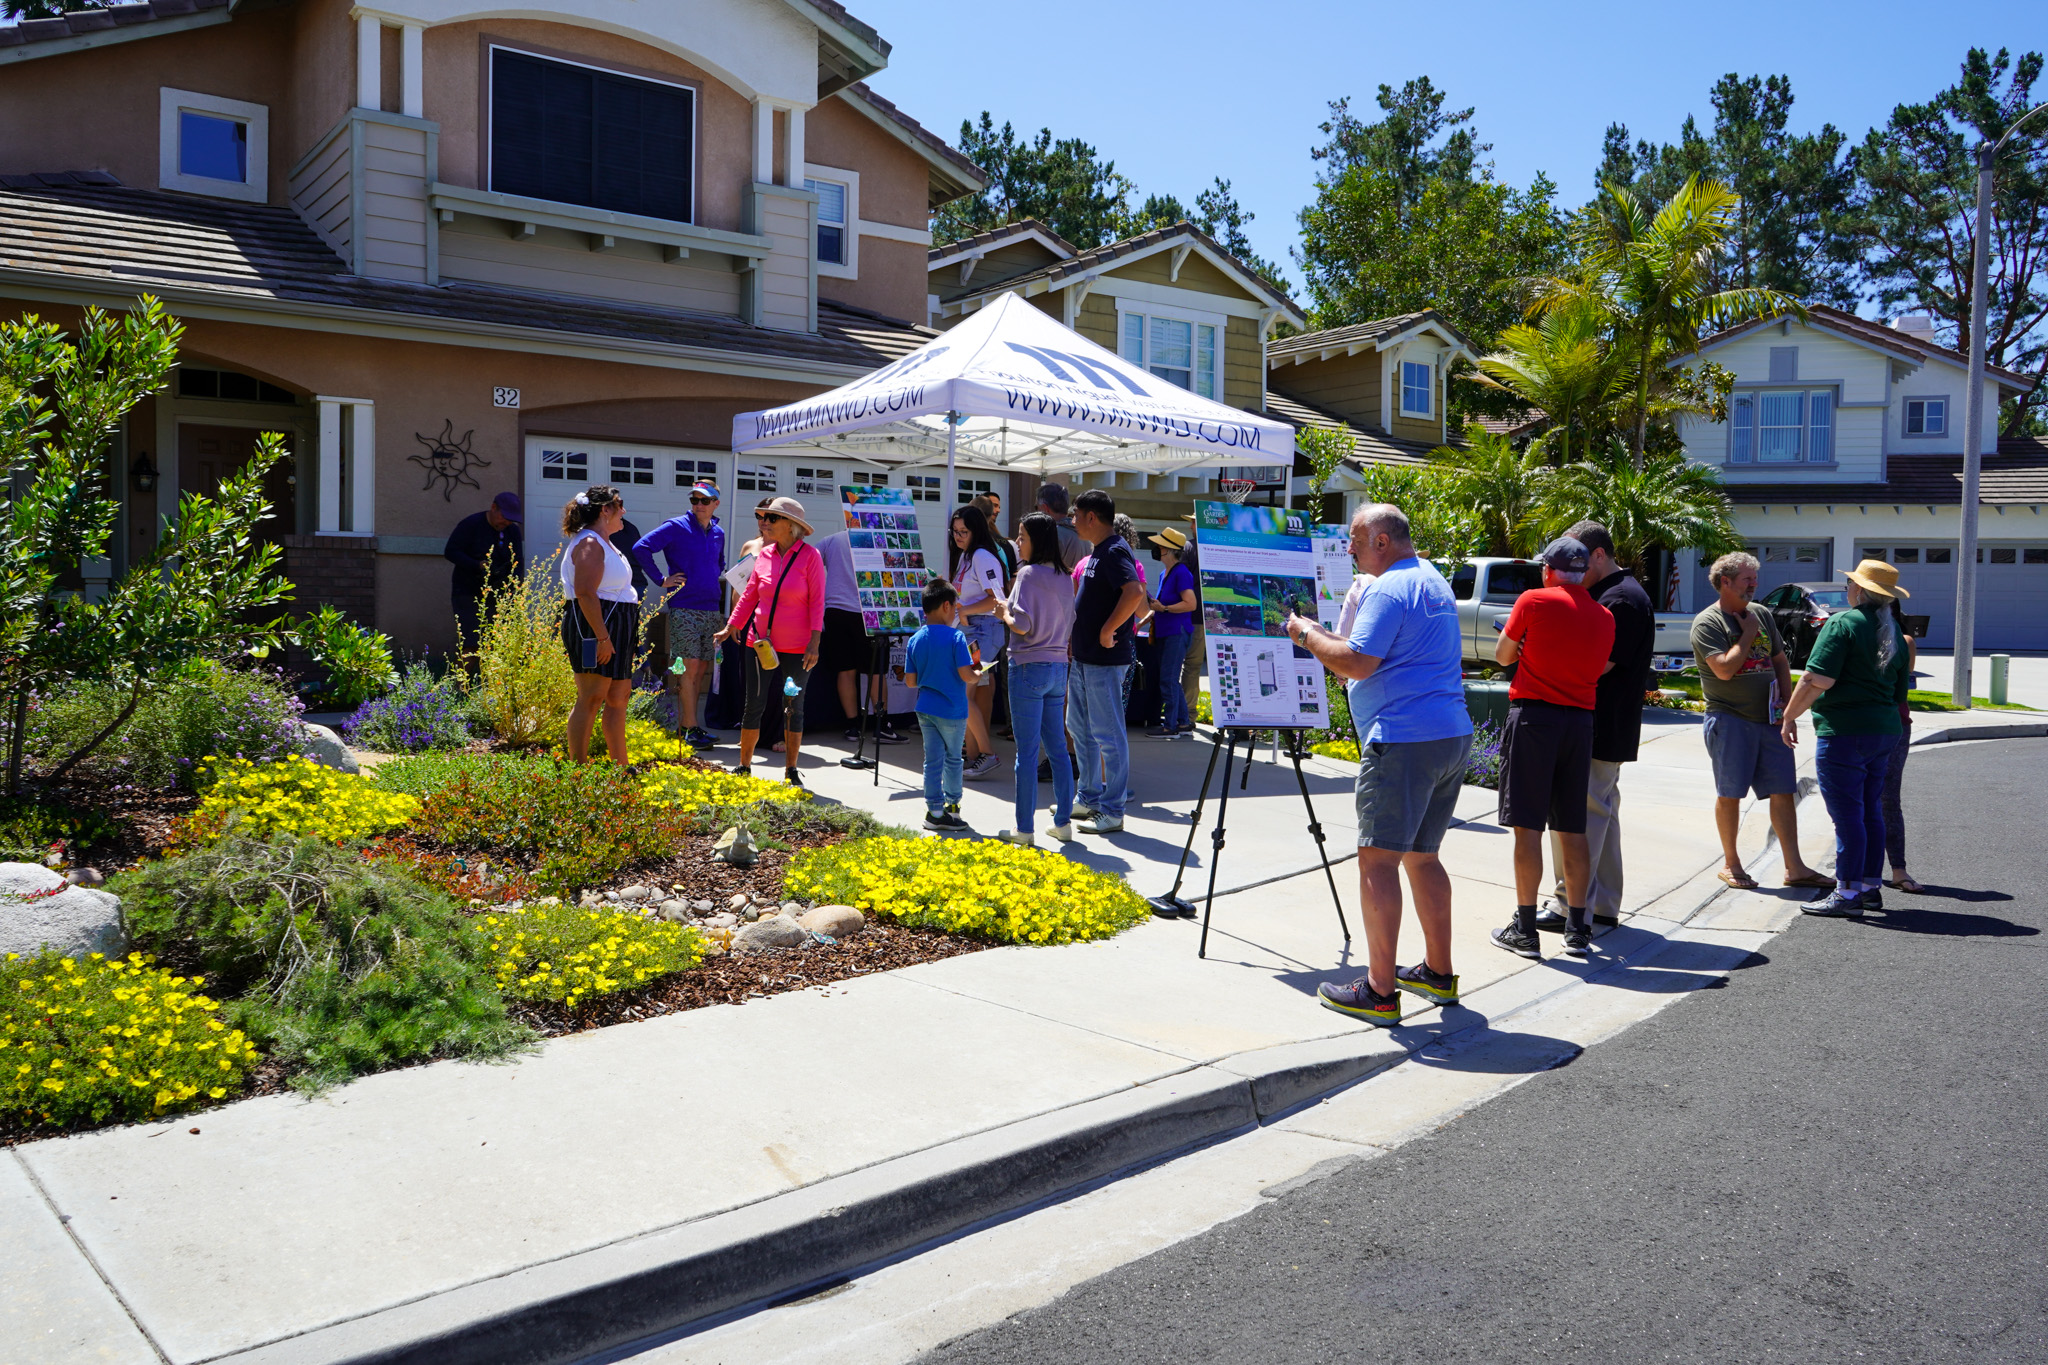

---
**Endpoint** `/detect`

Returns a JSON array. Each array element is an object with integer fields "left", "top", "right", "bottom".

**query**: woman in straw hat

[
  {"left": 1144, "top": 526, "right": 1199, "bottom": 738},
  {"left": 714, "top": 496, "right": 823, "bottom": 786},
  {"left": 1776, "top": 558, "right": 1913, "bottom": 918}
]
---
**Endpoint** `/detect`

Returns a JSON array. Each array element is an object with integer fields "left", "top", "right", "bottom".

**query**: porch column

[
  {"left": 751, "top": 99, "right": 775, "bottom": 184},
  {"left": 784, "top": 106, "right": 805, "bottom": 187},
  {"left": 317, "top": 399, "right": 343, "bottom": 532},
  {"left": 316, "top": 396, "right": 376, "bottom": 535},
  {"left": 356, "top": 14, "right": 381, "bottom": 110},
  {"left": 399, "top": 22, "right": 425, "bottom": 119}
]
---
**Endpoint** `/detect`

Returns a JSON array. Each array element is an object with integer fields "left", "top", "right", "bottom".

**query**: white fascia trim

[
  {"left": 859, "top": 219, "right": 932, "bottom": 246},
  {"left": 1077, "top": 232, "right": 1304, "bottom": 327},
  {"left": 159, "top": 87, "right": 270, "bottom": 204},
  {"left": 1372, "top": 318, "right": 1476, "bottom": 366},
  {"left": 1111, "top": 294, "right": 1230, "bottom": 332},
  {"left": 0, "top": 271, "right": 877, "bottom": 384},
  {"left": 803, "top": 162, "right": 858, "bottom": 280},
  {"left": 927, "top": 227, "right": 1074, "bottom": 272},
  {"left": 1071, "top": 276, "right": 1264, "bottom": 322},
  {"left": 1694, "top": 316, "right": 1929, "bottom": 378}
]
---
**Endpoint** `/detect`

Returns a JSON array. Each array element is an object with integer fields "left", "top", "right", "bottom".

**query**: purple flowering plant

[{"left": 341, "top": 664, "right": 470, "bottom": 753}]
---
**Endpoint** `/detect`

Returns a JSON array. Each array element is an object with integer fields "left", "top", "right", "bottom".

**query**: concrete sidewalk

[{"left": 4, "top": 712, "right": 1835, "bottom": 1365}]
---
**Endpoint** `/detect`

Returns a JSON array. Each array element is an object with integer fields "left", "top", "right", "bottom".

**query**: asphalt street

[{"left": 923, "top": 737, "right": 2048, "bottom": 1365}]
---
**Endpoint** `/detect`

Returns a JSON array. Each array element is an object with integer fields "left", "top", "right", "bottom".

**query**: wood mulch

[{"left": 33, "top": 779, "right": 198, "bottom": 870}]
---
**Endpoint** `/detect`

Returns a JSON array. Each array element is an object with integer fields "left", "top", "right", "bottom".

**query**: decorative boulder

[
  {"left": 299, "top": 723, "right": 361, "bottom": 775},
  {"left": 0, "top": 862, "right": 125, "bottom": 960},
  {"left": 711, "top": 826, "right": 758, "bottom": 867},
  {"left": 656, "top": 898, "right": 689, "bottom": 922},
  {"left": 799, "top": 905, "right": 865, "bottom": 939},
  {"left": 732, "top": 914, "right": 806, "bottom": 953}
]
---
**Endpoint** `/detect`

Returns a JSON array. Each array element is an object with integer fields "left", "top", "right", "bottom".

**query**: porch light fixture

[{"left": 130, "top": 451, "right": 159, "bottom": 493}]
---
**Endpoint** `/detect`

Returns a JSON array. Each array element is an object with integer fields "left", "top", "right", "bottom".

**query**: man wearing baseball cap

[
  {"left": 443, "top": 490, "right": 524, "bottom": 671},
  {"left": 632, "top": 482, "right": 727, "bottom": 748},
  {"left": 1490, "top": 535, "right": 1615, "bottom": 961}
]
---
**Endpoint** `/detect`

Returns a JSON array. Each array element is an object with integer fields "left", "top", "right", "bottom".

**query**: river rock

[
  {"left": 799, "top": 905, "right": 864, "bottom": 938},
  {"left": 299, "top": 722, "right": 360, "bottom": 775},
  {"left": 656, "top": 898, "right": 688, "bottom": 922},
  {"left": 0, "top": 862, "right": 125, "bottom": 960},
  {"left": 727, "top": 892, "right": 752, "bottom": 913},
  {"left": 692, "top": 899, "right": 714, "bottom": 915},
  {"left": 740, "top": 904, "right": 762, "bottom": 923},
  {"left": 704, "top": 912, "right": 738, "bottom": 929},
  {"left": 618, "top": 885, "right": 651, "bottom": 904},
  {"left": 65, "top": 867, "right": 107, "bottom": 888},
  {"left": 732, "top": 914, "right": 806, "bottom": 953}
]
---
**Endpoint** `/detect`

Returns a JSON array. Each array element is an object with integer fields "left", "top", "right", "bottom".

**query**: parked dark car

[{"left": 1760, "top": 581, "right": 1850, "bottom": 667}]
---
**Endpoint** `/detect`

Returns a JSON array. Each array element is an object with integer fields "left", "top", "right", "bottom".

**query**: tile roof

[
  {"left": 1266, "top": 310, "right": 1476, "bottom": 362},
  {"left": 838, "top": 82, "right": 986, "bottom": 193},
  {"left": 1470, "top": 407, "right": 1546, "bottom": 438},
  {"left": 1722, "top": 443, "right": 2048, "bottom": 506},
  {"left": 0, "top": 181, "right": 932, "bottom": 371},
  {"left": 1262, "top": 390, "right": 1437, "bottom": 468},
  {"left": 928, "top": 219, "right": 1078, "bottom": 263},
  {"left": 1697, "top": 302, "right": 2036, "bottom": 392},
  {"left": 0, "top": 0, "right": 226, "bottom": 53},
  {"left": 946, "top": 219, "right": 1303, "bottom": 322}
]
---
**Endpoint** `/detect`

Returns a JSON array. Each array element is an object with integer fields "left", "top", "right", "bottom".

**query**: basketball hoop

[{"left": 1218, "top": 478, "right": 1257, "bottom": 504}]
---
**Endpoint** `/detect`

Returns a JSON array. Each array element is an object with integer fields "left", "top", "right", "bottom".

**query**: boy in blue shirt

[{"left": 904, "top": 579, "right": 978, "bottom": 832}]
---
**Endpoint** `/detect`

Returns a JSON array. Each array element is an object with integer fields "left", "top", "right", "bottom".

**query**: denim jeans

[
  {"left": 1008, "top": 661, "right": 1074, "bottom": 833},
  {"left": 1067, "top": 661, "right": 1130, "bottom": 819},
  {"left": 917, "top": 712, "right": 966, "bottom": 813},
  {"left": 1154, "top": 632, "right": 1192, "bottom": 730},
  {"left": 1881, "top": 722, "right": 1912, "bottom": 869},
  {"left": 1815, "top": 730, "right": 1894, "bottom": 890}
]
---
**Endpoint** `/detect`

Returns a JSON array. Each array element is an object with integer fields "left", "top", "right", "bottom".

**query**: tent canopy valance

[{"left": 731, "top": 291, "right": 1295, "bottom": 478}]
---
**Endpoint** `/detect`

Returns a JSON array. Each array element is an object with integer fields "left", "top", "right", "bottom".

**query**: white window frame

[
  {"left": 159, "top": 87, "right": 268, "bottom": 203},
  {"left": 1399, "top": 358, "right": 1434, "bottom": 418},
  {"left": 1903, "top": 395, "right": 1948, "bottom": 439},
  {"left": 804, "top": 163, "right": 859, "bottom": 279},
  {"left": 1116, "top": 300, "right": 1225, "bottom": 399}
]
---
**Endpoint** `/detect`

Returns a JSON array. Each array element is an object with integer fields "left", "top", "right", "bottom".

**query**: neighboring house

[
  {"left": 0, "top": 0, "right": 983, "bottom": 652},
  {"left": 1673, "top": 304, "right": 2044, "bottom": 650},
  {"left": 922, "top": 219, "right": 1306, "bottom": 535}
]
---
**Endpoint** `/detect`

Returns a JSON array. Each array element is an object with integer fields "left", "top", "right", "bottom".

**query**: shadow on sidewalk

[
  {"left": 1894, "top": 883, "right": 2013, "bottom": 904},
  {"left": 1854, "top": 906, "right": 2038, "bottom": 937}
]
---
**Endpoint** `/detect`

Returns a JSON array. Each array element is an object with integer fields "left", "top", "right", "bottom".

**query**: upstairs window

[
  {"left": 180, "top": 113, "right": 247, "bottom": 184},
  {"left": 1904, "top": 397, "right": 1947, "bottom": 437},
  {"left": 490, "top": 48, "right": 695, "bottom": 223},
  {"left": 1400, "top": 360, "right": 1433, "bottom": 417},
  {"left": 1726, "top": 388, "right": 1834, "bottom": 464},
  {"left": 1120, "top": 312, "right": 1217, "bottom": 397},
  {"left": 158, "top": 87, "right": 268, "bottom": 203},
  {"left": 807, "top": 179, "right": 847, "bottom": 265}
]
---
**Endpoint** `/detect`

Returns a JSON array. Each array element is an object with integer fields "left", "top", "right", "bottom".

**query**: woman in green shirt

[{"left": 1778, "top": 560, "right": 1912, "bottom": 918}]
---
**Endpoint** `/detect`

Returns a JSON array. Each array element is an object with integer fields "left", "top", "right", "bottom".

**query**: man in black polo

[
  {"left": 444, "top": 491, "right": 524, "bottom": 668},
  {"left": 1537, "top": 520, "right": 1654, "bottom": 933}
]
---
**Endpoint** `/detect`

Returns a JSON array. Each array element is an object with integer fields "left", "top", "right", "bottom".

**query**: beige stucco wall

[{"left": 808, "top": 96, "right": 935, "bottom": 323}]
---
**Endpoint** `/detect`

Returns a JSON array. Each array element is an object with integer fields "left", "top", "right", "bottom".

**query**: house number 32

[{"left": 493, "top": 387, "right": 521, "bottom": 408}]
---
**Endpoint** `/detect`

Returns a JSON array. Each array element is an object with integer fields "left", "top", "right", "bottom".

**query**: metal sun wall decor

[{"left": 410, "top": 419, "right": 490, "bottom": 500}]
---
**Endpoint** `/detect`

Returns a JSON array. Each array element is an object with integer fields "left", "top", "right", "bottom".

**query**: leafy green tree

[
  {"left": 1597, "top": 74, "right": 1860, "bottom": 305},
  {"left": 1468, "top": 296, "right": 1634, "bottom": 465},
  {"left": 1850, "top": 47, "right": 2048, "bottom": 435},
  {"left": 1297, "top": 425, "right": 1353, "bottom": 503},
  {"left": 1536, "top": 441, "right": 1743, "bottom": 571},
  {"left": 1428, "top": 428, "right": 1551, "bottom": 557},
  {"left": 1191, "top": 179, "right": 1288, "bottom": 287},
  {"left": 0, "top": 300, "right": 294, "bottom": 791},
  {"left": 1312, "top": 79, "right": 1489, "bottom": 213},
  {"left": 934, "top": 115, "right": 1129, "bottom": 248},
  {"left": 1349, "top": 464, "right": 1486, "bottom": 567}
]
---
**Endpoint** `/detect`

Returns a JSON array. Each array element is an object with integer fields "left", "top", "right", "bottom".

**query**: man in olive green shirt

[{"left": 1690, "top": 552, "right": 1830, "bottom": 891}]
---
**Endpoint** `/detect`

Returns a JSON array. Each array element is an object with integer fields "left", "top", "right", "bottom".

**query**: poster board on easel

[
  {"left": 1190, "top": 499, "right": 1328, "bottom": 730},
  {"left": 839, "top": 483, "right": 930, "bottom": 712}
]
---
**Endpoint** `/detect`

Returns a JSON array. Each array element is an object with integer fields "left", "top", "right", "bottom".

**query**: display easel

[
  {"left": 1147, "top": 726, "right": 1350, "bottom": 958},
  {"left": 837, "top": 634, "right": 893, "bottom": 787}
]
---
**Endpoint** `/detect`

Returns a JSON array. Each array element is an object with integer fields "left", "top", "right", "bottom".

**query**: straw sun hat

[
  {"left": 1844, "top": 558, "right": 1909, "bottom": 599},
  {"left": 759, "top": 496, "right": 813, "bottom": 536}
]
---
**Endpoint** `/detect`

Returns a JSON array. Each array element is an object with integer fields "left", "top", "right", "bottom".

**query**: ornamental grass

[
  {"left": 479, "top": 902, "right": 702, "bottom": 1008},
  {"left": 0, "top": 951, "right": 259, "bottom": 1129},
  {"left": 784, "top": 836, "right": 1149, "bottom": 946},
  {"left": 172, "top": 753, "right": 419, "bottom": 850}
]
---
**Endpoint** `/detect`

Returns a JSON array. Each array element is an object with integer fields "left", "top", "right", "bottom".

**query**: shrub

[
  {"left": 24, "top": 662, "right": 312, "bottom": 791},
  {"left": 363, "top": 835, "right": 538, "bottom": 906},
  {"left": 0, "top": 794, "right": 117, "bottom": 862},
  {"left": 478, "top": 903, "right": 702, "bottom": 1008},
  {"left": 627, "top": 687, "right": 676, "bottom": 727},
  {"left": 474, "top": 554, "right": 579, "bottom": 747},
  {"left": 0, "top": 951, "right": 260, "bottom": 1129},
  {"left": 116, "top": 836, "right": 530, "bottom": 1088},
  {"left": 411, "top": 758, "right": 690, "bottom": 892},
  {"left": 784, "top": 836, "right": 1149, "bottom": 945},
  {"left": 173, "top": 754, "right": 419, "bottom": 848},
  {"left": 293, "top": 604, "right": 397, "bottom": 710},
  {"left": 341, "top": 663, "right": 470, "bottom": 752}
]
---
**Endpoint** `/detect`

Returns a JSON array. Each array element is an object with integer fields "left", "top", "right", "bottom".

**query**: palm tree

[
  {"left": 1536, "top": 440, "right": 1744, "bottom": 572},
  {"left": 1533, "top": 176, "right": 1803, "bottom": 465},
  {"left": 1468, "top": 296, "right": 1634, "bottom": 466},
  {"left": 1429, "top": 427, "right": 1550, "bottom": 557}
]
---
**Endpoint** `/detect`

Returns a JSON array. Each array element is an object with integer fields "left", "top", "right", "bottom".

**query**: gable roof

[
  {"left": 1695, "top": 302, "right": 2035, "bottom": 395},
  {"left": 836, "top": 82, "right": 985, "bottom": 208},
  {"left": 938, "top": 220, "right": 1304, "bottom": 326},
  {"left": 1267, "top": 311, "right": 1478, "bottom": 366},
  {"left": 1261, "top": 390, "right": 1436, "bottom": 469},
  {"left": 0, "top": 179, "right": 928, "bottom": 375},
  {"left": 1722, "top": 440, "right": 2048, "bottom": 507},
  {"left": 927, "top": 219, "right": 1079, "bottom": 269},
  {"left": 0, "top": 0, "right": 232, "bottom": 64}
]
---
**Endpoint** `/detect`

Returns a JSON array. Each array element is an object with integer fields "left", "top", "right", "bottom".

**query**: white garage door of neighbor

[{"left": 1858, "top": 539, "right": 2048, "bottom": 651}]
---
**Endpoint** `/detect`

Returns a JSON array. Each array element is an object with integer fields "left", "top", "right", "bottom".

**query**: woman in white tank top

[{"left": 559, "top": 485, "right": 641, "bottom": 763}]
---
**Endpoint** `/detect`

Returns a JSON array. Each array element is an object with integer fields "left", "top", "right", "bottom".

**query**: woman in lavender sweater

[{"left": 993, "top": 513, "right": 1077, "bottom": 846}]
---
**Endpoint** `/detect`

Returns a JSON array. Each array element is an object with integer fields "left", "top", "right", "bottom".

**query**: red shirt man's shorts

[{"left": 1504, "top": 584, "right": 1615, "bottom": 710}]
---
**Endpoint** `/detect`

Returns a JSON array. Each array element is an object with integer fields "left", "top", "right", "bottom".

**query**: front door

[{"left": 178, "top": 424, "right": 295, "bottom": 544}]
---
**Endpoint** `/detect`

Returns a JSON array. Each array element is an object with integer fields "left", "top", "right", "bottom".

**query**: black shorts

[
  {"left": 561, "top": 599, "right": 639, "bottom": 681},
  {"left": 1499, "top": 698, "right": 1595, "bottom": 833},
  {"left": 820, "top": 606, "right": 876, "bottom": 676}
]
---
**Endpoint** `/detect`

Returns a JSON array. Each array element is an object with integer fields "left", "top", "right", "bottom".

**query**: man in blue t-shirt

[
  {"left": 904, "top": 578, "right": 978, "bottom": 832},
  {"left": 1284, "top": 504, "right": 1473, "bottom": 1029}
]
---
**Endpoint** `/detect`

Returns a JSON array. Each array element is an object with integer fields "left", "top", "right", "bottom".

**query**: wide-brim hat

[
  {"left": 1148, "top": 527, "right": 1189, "bottom": 552},
  {"left": 1845, "top": 558, "right": 1908, "bottom": 599},
  {"left": 762, "top": 495, "right": 813, "bottom": 537}
]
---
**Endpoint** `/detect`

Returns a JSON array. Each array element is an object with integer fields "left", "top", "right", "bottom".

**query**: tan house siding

[
  {"left": 287, "top": 120, "right": 354, "bottom": 263},
  {"left": 1073, "top": 291, "right": 1118, "bottom": 349},
  {"left": 1272, "top": 357, "right": 1382, "bottom": 431},
  {"left": 1390, "top": 413, "right": 1440, "bottom": 446},
  {"left": 932, "top": 239, "right": 1064, "bottom": 304},
  {"left": 750, "top": 185, "right": 815, "bottom": 332},
  {"left": 361, "top": 118, "right": 432, "bottom": 281},
  {"left": 1107, "top": 250, "right": 1246, "bottom": 297},
  {"left": 436, "top": 219, "right": 744, "bottom": 313},
  {"left": 1224, "top": 315, "right": 1261, "bottom": 410}
]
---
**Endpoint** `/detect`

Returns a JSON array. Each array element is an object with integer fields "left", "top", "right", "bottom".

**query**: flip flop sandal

[
  {"left": 1783, "top": 872, "right": 1837, "bottom": 890},
  {"left": 1885, "top": 875, "right": 1926, "bottom": 893},
  {"left": 1716, "top": 870, "right": 1760, "bottom": 890}
]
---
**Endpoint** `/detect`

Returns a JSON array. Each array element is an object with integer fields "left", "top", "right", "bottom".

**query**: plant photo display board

[
  {"left": 1191, "top": 499, "right": 1329, "bottom": 730},
  {"left": 839, "top": 484, "right": 931, "bottom": 635}
]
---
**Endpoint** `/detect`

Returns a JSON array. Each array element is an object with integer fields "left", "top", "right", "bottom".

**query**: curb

[{"left": 1911, "top": 720, "right": 2048, "bottom": 746}]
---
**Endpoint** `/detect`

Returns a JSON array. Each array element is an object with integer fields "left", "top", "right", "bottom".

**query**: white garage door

[
  {"left": 525, "top": 436, "right": 724, "bottom": 567},
  {"left": 1694, "top": 540, "right": 1831, "bottom": 605},
  {"left": 1855, "top": 540, "right": 2048, "bottom": 651}
]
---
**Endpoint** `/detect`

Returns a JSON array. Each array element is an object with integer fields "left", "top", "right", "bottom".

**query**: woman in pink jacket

[{"left": 714, "top": 496, "right": 825, "bottom": 785}]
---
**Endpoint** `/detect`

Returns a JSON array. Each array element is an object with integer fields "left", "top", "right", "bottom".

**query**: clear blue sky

[{"left": 854, "top": 0, "right": 2042, "bottom": 297}]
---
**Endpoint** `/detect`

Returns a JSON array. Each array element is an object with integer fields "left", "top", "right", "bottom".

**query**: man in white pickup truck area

[
  {"left": 1534, "top": 521, "right": 1654, "bottom": 934},
  {"left": 1691, "top": 552, "right": 1833, "bottom": 893}
]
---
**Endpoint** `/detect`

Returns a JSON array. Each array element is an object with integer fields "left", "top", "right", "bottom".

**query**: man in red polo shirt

[{"left": 1489, "top": 536, "right": 1615, "bottom": 962}]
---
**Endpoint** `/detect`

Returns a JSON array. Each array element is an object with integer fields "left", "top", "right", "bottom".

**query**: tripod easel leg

[
  {"left": 1148, "top": 727, "right": 1227, "bottom": 918},
  {"left": 1288, "top": 732, "right": 1350, "bottom": 943},
  {"left": 1196, "top": 730, "right": 1242, "bottom": 959}
]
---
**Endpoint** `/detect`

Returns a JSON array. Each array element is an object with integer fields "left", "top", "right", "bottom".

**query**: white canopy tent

[{"left": 731, "top": 291, "right": 1295, "bottom": 501}]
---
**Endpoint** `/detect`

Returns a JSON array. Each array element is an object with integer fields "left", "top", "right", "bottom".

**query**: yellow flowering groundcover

[
  {"left": 174, "top": 754, "right": 419, "bottom": 849},
  {"left": 552, "top": 718, "right": 696, "bottom": 767},
  {"left": 1, "top": 951, "right": 259, "bottom": 1129},
  {"left": 784, "top": 836, "right": 1150, "bottom": 945},
  {"left": 479, "top": 903, "right": 703, "bottom": 1008},
  {"left": 639, "top": 763, "right": 808, "bottom": 812}
]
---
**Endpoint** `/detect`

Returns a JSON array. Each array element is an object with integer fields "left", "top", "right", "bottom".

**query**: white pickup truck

[{"left": 1434, "top": 557, "right": 1695, "bottom": 671}]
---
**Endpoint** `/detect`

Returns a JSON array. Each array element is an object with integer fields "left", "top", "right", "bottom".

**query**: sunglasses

[
  {"left": 757, "top": 512, "right": 784, "bottom": 524},
  {"left": 689, "top": 496, "right": 714, "bottom": 505}
]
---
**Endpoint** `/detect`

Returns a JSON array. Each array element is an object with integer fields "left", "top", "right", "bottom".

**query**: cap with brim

[
  {"left": 491, "top": 491, "right": 523, "bottom": 523},
  {"left": 1148, "top": 527, "right": 1189, "bottom": 552},
  {"left": 1539, "top": 536, "right": 1590, "bottom": 573},
  {"left": 1845, "top": 558, "right": 1908, "bottom": 599},
  {"left": 761, "top": 495, "right": 813, "bottom": 536}
]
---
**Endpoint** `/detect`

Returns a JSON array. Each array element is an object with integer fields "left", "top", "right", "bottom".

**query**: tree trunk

[
  {"left": 43, "top": 680, "right": 145, "bottom": 786},
  {"left": 1631, "top": 337, "right": 1654, "bottom": 469}
]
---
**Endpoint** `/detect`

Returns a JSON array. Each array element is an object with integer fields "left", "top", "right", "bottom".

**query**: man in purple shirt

[{"left": 632, "top": 482, "right": 727, "bottom": 748}]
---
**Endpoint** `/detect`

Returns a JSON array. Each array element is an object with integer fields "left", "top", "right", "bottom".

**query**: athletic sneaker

[
  {"left": 1393, "top": 962, "right": 1459, "bottom": 1006},
  {"left": 842, "top": 726, "right": 864, "bottom": 742},
  {"left": 1077, "top": 814, "right": 1124, "bottom": 835},
  {"left": 1143, "top": 726, "right": 1176, "bottom": 739},
  {"left": 962, "top": 753, "right": 1003, "bottom": 780},
  {"left": 1803, "top": 889, "right": 1864, "bottom": 918},
  {"left": 784, "top": 769, "right": 804, "bottom": 789},
  {"left": 1563, "top": 929, "right": 1591, "bottom": 959},
  {"left": 686, "top": 727, "right": 718, "bottom": 749},
  {"left": 1317, "top": 978, "right": 1401, "bottom": 1027},
  {"left": 1046, "top": 822, "right": 1075, "bottom": 843},
  {"left": 994, "top": 829, "right": 1034, "bottom": 847},
  {"left": 1069, "top": 803, "right": 1099, "bottom": 822},
  {"left": 876, "top": 723, "right": 907, "bottom": 745},
  {"left": 1491, "top": 919, "right": 1542, "bottom": 960},
  {"left": 924, "top": 810, "right": 969, "bottom": 832},
  {"left": 1855, "top": 887, "right": 1884, "bottom": 912}
]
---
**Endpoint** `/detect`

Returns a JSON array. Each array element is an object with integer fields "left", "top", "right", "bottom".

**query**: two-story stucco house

[
  {"left": 0, "top": 0, "right": 984, "bottom": 652},
  {"left": 1673, "top": 305, "right": 2044, "bottom": 649}
]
